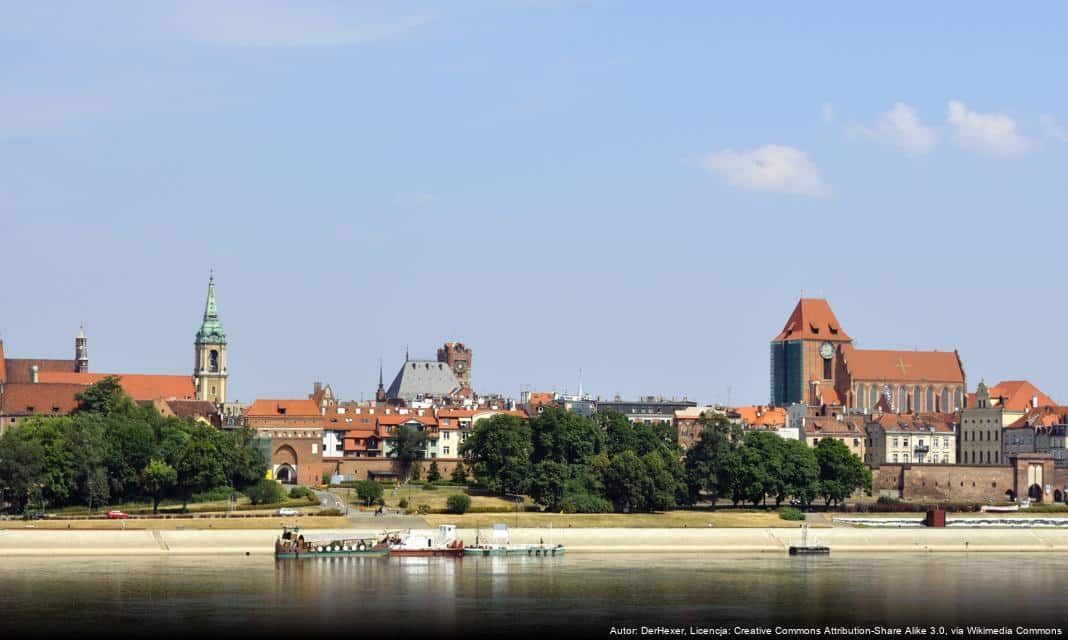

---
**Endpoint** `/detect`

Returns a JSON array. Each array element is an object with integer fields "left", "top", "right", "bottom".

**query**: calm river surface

[{"left": 1, "top": 554, "right": 1065, "bottom": 638}]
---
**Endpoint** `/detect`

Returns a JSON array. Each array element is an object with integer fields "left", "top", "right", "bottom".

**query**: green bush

[
  {"left": 560, "top": 493, "right": 612, "bottom": 514},
  {"left": 779, "top": 507, "right": 805, "bottom": 521},
  {"left": 446, "top": 494, "right": 471, "bottom": 515},
  {"left": 355, "top": 480, "right": 384, "bottom": 505},
  {"left": 317, "top": 508, "right": 343, "bottom": 516},
  {"left": 398, "top": 498, "right": 409, "bottom": 509},
  {"left": 410, "top": 462, "right": 423, "bottom": 482},
  {"left": 416, "top": 504, "right": 431, "bottom": 515},
  {"left": 289, "top": 486, "right": 313, "bottom": 499},
  {"left": 450, "top": 464, "right": 468, "bottom": 484},
  {"left": 427, "top": 461, "right": 442, "bottom": 482},
  {"left": 245, "top": 479, "right": 286, "bottom": 505},
  {"left": 423, "top": 483, "right": 438, "bottom": 491},
  {"left": 192, "top": 486, "right": 235, "bottom": 503},
  {"left": 876, "top": 496, "right": 901, "bottom": 505},
  {"left": 322, "top": 473, "right": 332, "bottom": 485}
]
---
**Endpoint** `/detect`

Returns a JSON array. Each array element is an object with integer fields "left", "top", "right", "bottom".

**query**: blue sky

[{"left": 3, "top": 2, "right": 1067, "bottom": 404}]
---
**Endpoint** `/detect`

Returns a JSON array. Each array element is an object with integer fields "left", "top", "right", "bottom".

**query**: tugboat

[
  {"left": 388, "top": 524, "right": 465, "bottom": 557},
  {"left": 464, "top": 523, "right": 566, "bottom": 557},
  {"left": 274, "top": 525, "right": 390, "bottom": 559}
]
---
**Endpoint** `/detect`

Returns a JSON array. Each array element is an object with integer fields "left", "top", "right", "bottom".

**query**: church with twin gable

[{"left": 770, "top": 298, "right": 966, "bottom": 413}]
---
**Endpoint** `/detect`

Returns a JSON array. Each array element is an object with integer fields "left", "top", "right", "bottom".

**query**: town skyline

[{"left": 0, "top": 275, "right": 1058, "bottom": 407}]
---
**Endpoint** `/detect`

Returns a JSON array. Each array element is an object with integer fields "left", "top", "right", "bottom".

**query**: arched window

[
  {"left": 209, "top": 349, "right": 219, "bottom": 372},
  {"left": 926, "top": 387, "right": 935, "bottom": 413},
  {"left": 857, "top": 384, "right": 867, "bottom": 411},
  {"left": 953, "top": 389, "right": 963, "bottom": 412},
  {"left": 870, "top": 386, "right": 879, "bottom": 409},
  {"left": 898, "top": 387, "right": 907, "bottom": 413}
]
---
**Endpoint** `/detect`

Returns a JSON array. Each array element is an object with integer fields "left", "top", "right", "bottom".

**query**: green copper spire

[{"left": 195, "top": 273, "right": 226, "bottom": 345}]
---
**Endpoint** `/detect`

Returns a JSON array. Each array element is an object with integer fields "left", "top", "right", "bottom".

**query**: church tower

[
  {"left": 194, "top": 274, "right": 228, "bottom": 404},
  {"left": 74, "top": 325, "right": 89, "bottom": 373}
]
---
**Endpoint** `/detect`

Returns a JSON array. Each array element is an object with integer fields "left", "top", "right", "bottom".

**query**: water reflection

[{"left": 0, "top": 554, "right": 1064, "bottom": 637}]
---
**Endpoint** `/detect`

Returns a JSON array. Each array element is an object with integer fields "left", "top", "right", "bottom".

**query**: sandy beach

[{"left": 5, "top": 526, "right": 1068, "bottom": 556}]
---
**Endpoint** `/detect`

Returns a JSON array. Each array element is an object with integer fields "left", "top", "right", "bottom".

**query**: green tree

[
  {"left": 600, "top": 450, "right": 647, "bottom": 512},
  {"left": 409, "top": 460, "right": 422, "bottom": 482},
  {"left": 392, "top": 425, "right": 428, "bottom": 480},
  {"left": 460, "top": 414, "right": 533, "bottom": 494},
  {"left": 427, "top": 460, "right": 442, "bottom": 482},
  {"left": 683, "top": 413, "right": 743, "bottom": 505},
  {"left": 815, "top": 438, "right": 872, "bottom": 507},
  {"left": 446, "top": 493, "right": 471, "bottom": 514},
  {"left": 355, "top": 480, "right": 384, "bottom": 506},
  {"left": 450, "top": 462, "right": 468, "bottom": 484},
  {"left": 0, "top": 431, "right": 46, "bottom": 512},
  {"left": 741, "top": 431, "right": 786, "bottom": 506},
  {"left": 530, "top": 407, "right": 605, "bottom": 466},
  {"left": 528, "top": 460, "right": 569, "bottom": 511},
  {"left": 142, "top": 459, "right": 177, "bottom": 514},
  {"left": 779, "top": 439, "right": 820, "bottom": 508},
  {"left": 74, "top": 376, "right": 134, "bottom": 416},
  {"left": 639, "top": 451, "right": 679, "bottom": 511},
  {"left": 173, "top": 425, "right": 227, "bottom": 511}
]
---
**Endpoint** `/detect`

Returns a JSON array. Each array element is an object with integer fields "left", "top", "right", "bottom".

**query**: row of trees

[
  {"left": 0, "top": 377, "right": 268, "bottom": 513},
  {"left": 685, "top": 415, "right": 871, "bottom": 507},
  {"left": 461, "top": 407, "right": 686, "bottom": 513},
  {"left": 460, "top": 408, "right": 872, "bottom": 512}
]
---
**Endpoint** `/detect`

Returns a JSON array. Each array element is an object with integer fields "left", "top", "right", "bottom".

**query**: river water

[{"left": 1, "top": 554, "right": 1064, "bottom": 638}]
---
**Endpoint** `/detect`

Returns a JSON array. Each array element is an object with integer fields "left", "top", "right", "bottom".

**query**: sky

[{"left": 2, "top": 2, "right": 1068, "bottom": 405}]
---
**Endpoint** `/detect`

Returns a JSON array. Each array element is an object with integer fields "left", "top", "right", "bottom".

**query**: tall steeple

[
  {"left": 194, "top": 273, "right": 228, "bottom": 404},
  {"left": 376, "top": 358, "right": 387, "bottom": 402},
  {"left": 195, "top": 272, "right": 226, "bottom": 345}
]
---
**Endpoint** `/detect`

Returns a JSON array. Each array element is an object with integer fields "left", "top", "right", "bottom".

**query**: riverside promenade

[{"left": 6, "top": 526, "right": 1068, "bottom": 556}]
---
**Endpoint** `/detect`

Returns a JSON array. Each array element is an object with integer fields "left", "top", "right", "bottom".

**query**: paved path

[{"left": 313, "top": 487, "right": 427, "bottom": 529}]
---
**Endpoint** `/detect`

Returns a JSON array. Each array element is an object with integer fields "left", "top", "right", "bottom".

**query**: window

[
  {"left": 823, "top": 358, "right": 832, "bottom": 380},
  {"left": 442, "top": 431, "right": 451, "bottom": 440},
  {"left": 892, "top": 454, "right": 899, "bottom": 463},
  {"left": 442, "top": 446, "right": 450, "bottom": 455},
  {"left": 903, "top": 453, "right": 910, "bottom": 463},
  {"left": 311, "top": 444, "right": 318, "bottom": 454},
  {"left": 892, "top": 438, "right": 898, "bottom": 447}
]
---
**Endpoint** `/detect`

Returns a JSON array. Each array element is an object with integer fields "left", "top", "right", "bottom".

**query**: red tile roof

[
  {"left": 804, "top": 416, "right": 867, "bottom": 436},
  {"left": 377, "top": 413, "right": 437, "bottom": 426},
  {"left": 4, "top": 358, "right": 77, "bottom": 383},
  {"left": 869, "top": 412, "right": 956, "bottom": 434},
  {"left": 36, "top": 371, "right": 195, "bottom": 401},
  {"left": 0, "top": 383, "right": 84, "bottom": 416},
  {"left": 246, "top": 399, "right": 321, "bottom": 418},
  {"left": 772, "top": 298, "right": 852, "bottom": 342},
  {"left": 1006, "top": 406, "right": 1068, "bottom": 429},
  {"left": 841, "top": 348, "right": 964, "bottom": 384},
  {"left": 987, "top": 380, "right": 1055, "bottom": 412},
  {"left": 733, "top": 405, "right": 787, "bottom": 428}
]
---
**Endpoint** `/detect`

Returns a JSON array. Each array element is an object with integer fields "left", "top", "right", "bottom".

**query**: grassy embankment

[
  {"left": 0, "top": 515, "right": 349, "bottom": 530},
  {"left": 46, "top": 494, "right": 319, "bottom": 517}
]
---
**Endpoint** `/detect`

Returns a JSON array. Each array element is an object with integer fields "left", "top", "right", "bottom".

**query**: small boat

[
  {"left": 388, "top": 524, "right": 465, "bottom": 557},
  {"left": 275, "top": 525, "right": 389, "bottom": 559},
  {"left": 788, "top": 524, "right": 829, "bottom": 556},
  {"left": 464, "top": 523, "right": 566, "bottom": 557}
]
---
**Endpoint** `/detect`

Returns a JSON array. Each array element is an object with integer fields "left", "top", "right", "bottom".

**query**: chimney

[{"left": 314, "top": 381, "right": 322, "bottom": 394}]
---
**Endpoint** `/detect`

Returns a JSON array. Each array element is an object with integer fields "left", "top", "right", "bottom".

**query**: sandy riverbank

[{"left": 5, "top": 526, "right": 1068, "bottom": 556}]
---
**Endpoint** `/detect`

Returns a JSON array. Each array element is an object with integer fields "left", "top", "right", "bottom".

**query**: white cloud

[
  {"left": 701, "top": 145, "right": 827, "bottom": 197},
  {"left": 1040, "top": 115, "right": 1068, "bottom": 143},
  {"left": 947, "top": 100, "right": 1028, "bottom": 156},
  {"left": 849, "top": 102, "right": 936, "bottom": 156}
]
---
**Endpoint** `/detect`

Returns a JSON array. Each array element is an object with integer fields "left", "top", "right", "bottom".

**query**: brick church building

[{"left": 770, "top": 298, "right": 966, "bottom": 413}]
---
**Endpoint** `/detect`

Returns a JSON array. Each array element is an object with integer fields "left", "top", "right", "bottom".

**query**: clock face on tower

[{"left": 819, "top": 342, "right": 834, "bottom": 360}]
